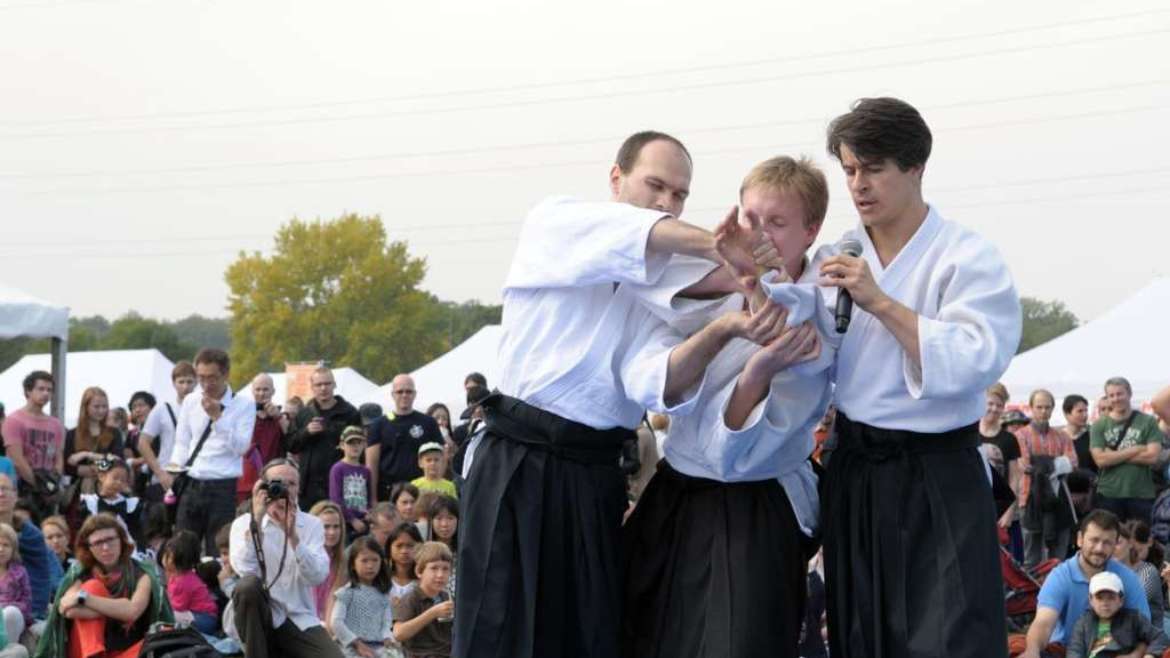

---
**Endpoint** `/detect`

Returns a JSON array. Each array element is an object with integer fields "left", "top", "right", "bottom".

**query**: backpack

[
  {"left": 138, "top": 623, "right": 221, "bottom": 658},
  {"left": 1151, "top": 488, "right": 1170, "bottom": 546}
]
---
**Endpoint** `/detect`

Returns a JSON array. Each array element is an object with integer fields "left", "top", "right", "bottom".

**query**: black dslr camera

[{"left": 260, "top": 478, "right": 289, "bottom": 500}]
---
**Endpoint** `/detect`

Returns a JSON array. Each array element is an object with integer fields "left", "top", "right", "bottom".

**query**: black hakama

[
  {"left": 823, "top": 413, "right": 1008, "bottom": 658},
  {"left": 453, "top": 394, "right": 630, "bottom": 658},
  {"left": 621, "top": 460, "right": 808, "bottom": 658}
]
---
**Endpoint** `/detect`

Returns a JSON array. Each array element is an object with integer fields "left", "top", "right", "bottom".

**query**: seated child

[
  {"left": 411, "top": 444, "right": 456, "bottom": 500},
  {"left": 0, "top": 523, "right": 30, "bottom": 653},
  {"left": 1066, "top": 571, "right": 1166, "bottom": 658},
  {"left": 78, "top": 458, "right": 143, "bottom": 548},
  {"left": 391, "top": 542, "right": 453, "bottom": 658},
  {"left": 161, "top": 530, "right": 219, "bottom": 636},
  {"left": 331, "top": 536, "right": 397, "bottom": 658}
]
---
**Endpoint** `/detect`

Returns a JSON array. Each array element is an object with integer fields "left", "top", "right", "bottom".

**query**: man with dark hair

[
  {"left": 170, "top": 348, "right": 256, "bottom": 556},
  {"left": 1091, "top": 376, "right": 1162, "bottom": 522},
  {"left": 288, "top": 366, "right": 360, "bottom": 511},
  {"left": 1062, "top": 394, "right": 1097, "bottom": 473},
  {"left": 1021, "top": 509, "right": 1150, "bottom": 658},
  {"left": 453, "top": 131, "right": 777, "bottom": 658},
  {"left": 2, "top": 370, "right": 64, "bottom": 492},
  {"left": 463, "top": 372, "right": 487, "bottom": 392},
  {"left": 813, "top": 97, "right": 1022, "bottom": 658}
]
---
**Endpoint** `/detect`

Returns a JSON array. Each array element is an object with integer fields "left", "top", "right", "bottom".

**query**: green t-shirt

[
  {"left": 1090, "top": 411, "right": 1163, "bottom": 499},
  {"left": 413, "top": 476, "right": 458, "bottom": 499},
  {"left": 1089, "top": 618, "right": 1113, "bottom": 657}
]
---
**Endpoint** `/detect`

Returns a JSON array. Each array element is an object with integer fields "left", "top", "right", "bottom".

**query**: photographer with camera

[{"left": 225, "top": 458, "right": 342, "bottom": 658}]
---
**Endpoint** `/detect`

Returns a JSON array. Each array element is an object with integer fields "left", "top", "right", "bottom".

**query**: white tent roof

[
  {"left": 386, "top": 325, "right": 502, "bottom": 417},
  {"left": 237, "top": 367, "right": 383, "bottom": 409},
  {"left": 0, "top": 349, "right": 175, "bottom": 427},
  {"left": 0, "top": 285, "right": 68, "bottom": 340},
  {"left": 1001, "top": 277, "right": 1170, "bottom": 423}
]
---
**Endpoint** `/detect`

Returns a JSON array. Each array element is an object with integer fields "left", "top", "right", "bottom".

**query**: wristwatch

[{"left": 77, "top": 590, "right": 89, "bottom": 607}]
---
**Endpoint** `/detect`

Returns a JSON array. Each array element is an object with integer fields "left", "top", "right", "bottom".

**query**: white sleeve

[
  {"left": 331, "top": 587, "right": 357, "bottom": 647},
  {"left": 623, "top": 255, "right": 730, "bottom": 335},
  {"left": 619, "top": 304, "right": 710, "bottom": 418},
  {"left": 142, "top": 404, "right": 165, "bottom": 439},
  {"left": 228, "top": 515, "right": 259, "bottom": 578},
  {"left": 170, "top": 398, "right": 194, "bottom": 467},
  {"left": 504, "top": 197, "right": 673, "bottom": 289},
  {"left": 381, "top": 591, "right": 395, "bottom": 641},
  {"left": 219, "top": 398, "right": 256, "bottom": 458},
  {"left": 906, "top": 239, "right": 1022, "bottom": 400},
  {"left": 697, "top": 369, "right": 829, "bottom": 481},
  {"left": 294, "top": 514, "right": 332, "bottom": 587}
]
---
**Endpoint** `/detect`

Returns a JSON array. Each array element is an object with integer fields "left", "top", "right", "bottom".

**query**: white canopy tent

[
  {"left": 0, "top": 285, "right": 69, "bottom": 420},
  {"left": 237, "top": 367, "right": 383, "bottom": 409},
  {"left": 385, "top": 325, "right": 502, "bottom": 417},
  {"left": 1001, "top": 277, "right": 1170, "bottom": 424},
  {"left": 0, "top": 349, "right": 175, "bottom": 427}
]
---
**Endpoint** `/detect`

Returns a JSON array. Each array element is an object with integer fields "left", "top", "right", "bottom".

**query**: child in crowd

[
  {"left": 330, "top": 426, "right": 375, "bottom": 538},
  {"left": 391, "top": 483, "right": 420, "bottom": 524},
  {"left": 213, "top": 524, "right": 238, "bottom": 602},
  {"left": 40, "top": 516, "right": 74, "bottom": 572},
  {"left": 387, "top": 523, "right": 423, "bottom": 607},
  {"left": 412, "top": 491, "right": 439, "bottom": 541},
  {"left": 331, "top": 536, "right": 399, "bottom": 658},
  {"left": 1067, "top": 571, "right": 1166, "bottom": 658},
  {"left": 369, "top": 502, "right": 401, "bottom": 549},
  {"left": 0, "top": 524, "right": 30, "bottom": 653},
  {"left": 161, "top": 530, "right": 220, "bottom": 636},
  {"left": 411, "top": 444, "right": 456, "bottom": 499},
  {"left": 78, "top": 457, "right": 144, "bottom": 548},
  {"left": 392, "top": 542, "right": 453, "bottom": 658},
  {"left": 426, "top": 496, "right": 458, "bottom": 601}
]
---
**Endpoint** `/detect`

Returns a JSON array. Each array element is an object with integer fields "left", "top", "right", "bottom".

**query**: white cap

[{"left": 1089, "top": 571, "right": 1124, "bottom": 596}]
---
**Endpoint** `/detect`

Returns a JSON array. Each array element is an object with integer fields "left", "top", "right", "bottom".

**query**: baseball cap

[
  {"left": 418, "top": 441, "right": 443, "bottom": 456},
  {"left": 340, "top": 426, "right": 367, "bottom": 443},
  {"left": 358, "top": 402, "right": 383, "bottom": 427},
  {"left": 1001, "top": 410, "right": 1029, "bottom": 426},
  {"left": 1089, "top": 571, "right": 1124, "bottom": 596}
]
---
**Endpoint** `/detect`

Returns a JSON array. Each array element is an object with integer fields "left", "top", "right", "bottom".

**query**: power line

[
  {"left": 2, "top": 26, "right": 1168, "bottom": 141},
  {"left": 2, "top": 78, "right": 1166, "bottom": 181},
  {"left": 15, "top": 102, "right": 1166, "bottom": 197},
  {"left": 2, "top": 7, "right": 1167, "bottom": 125}
]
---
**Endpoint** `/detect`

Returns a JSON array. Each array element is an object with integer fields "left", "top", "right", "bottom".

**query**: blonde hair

[
  {"left": 986, "top": 382, "right": 1010, "bottom": 404},
  {"left": 413, "top": 541, "right": 453, "bottom": 575},
  {"left": 309, "top": 500, "right": 347, "bottom": 590},
  {"left": 0, "top": 524, "right": 20, "bottom": 564},
  {"left": 738, "top": 155, "right": 829, "bottom": 228}
]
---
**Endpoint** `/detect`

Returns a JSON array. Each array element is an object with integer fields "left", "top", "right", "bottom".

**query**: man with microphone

[{"left": 813, "top": 98, "right": 1022, "bottom": 658}]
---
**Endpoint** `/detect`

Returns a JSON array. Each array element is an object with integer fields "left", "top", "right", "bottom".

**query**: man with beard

[{"left": 1021, "top": 509, "right": 1149, "bottom": 657}]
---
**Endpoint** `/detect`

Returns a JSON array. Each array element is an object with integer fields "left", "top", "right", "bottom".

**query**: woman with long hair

[
  {"left": 1116, "top": 520, "right": 1165, "bottom": 629},
  {"left": 63, "top": 389, "right": 125, "bottom": 528},
  {"left": 309, "top": 500, "right": 348, "bottom": 625},
  {"left": 34, "top": 513, "right": 172, "bottom": 658}
]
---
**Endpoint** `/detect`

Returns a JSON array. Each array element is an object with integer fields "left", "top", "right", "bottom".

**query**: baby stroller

[{"left": 1000, "top": 526, "right": 1060, "bottom": 633}]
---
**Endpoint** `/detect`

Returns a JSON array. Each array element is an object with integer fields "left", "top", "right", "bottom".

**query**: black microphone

[{"left": 834, "top": 239, "right": 864, "bottom": 334}]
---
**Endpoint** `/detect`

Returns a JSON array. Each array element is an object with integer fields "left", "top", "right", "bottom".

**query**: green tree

[
  {"left": 225, "top": 214, "right": 444, "bottom": 388},
  {"left": 1018, "top": 296, "right": 1079, "bottom": 353},
  {"left": 430, "top": 299, "right": 502, "bottom": 350},
  {"left": 101, "top": 312, "right": 198, "bottom": 362},
  {"left": 170, "top": 315, "right": 231, "bottom": 352}
]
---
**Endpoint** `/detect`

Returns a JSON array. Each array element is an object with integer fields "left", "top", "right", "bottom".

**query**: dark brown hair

[
  {"left": 827, "top": 97, "right": 932, "bottom": 171},
  {"left": 193, "top": 348, "right": 230, "bottom": 374},
  {"left": 615, "top": 131, "right": 691, "bottom": 174}
]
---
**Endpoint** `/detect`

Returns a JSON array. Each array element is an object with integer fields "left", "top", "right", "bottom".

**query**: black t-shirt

[
  {"left": 1072, "top": 429, "right": 1098, "bottom": 474},
  {"left": 991, "top": 429, "right": 1021, "bottom": 463},
  {"left": 372, "top": 410, "right": 442, "bottom": 496}
]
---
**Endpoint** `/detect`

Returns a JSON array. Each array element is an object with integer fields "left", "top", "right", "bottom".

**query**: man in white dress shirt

[
  {"left": 169, "top": 348, "right": 255, "bottom": 556},
  {"left": 454, "top": 131, "right": 782, "bottom": 658},
  {"left": 226, "top": 458, "right": 341, "bottom": 658},
  {"left": 814, "top": 97, "right": 1022, "bottom": 658}
]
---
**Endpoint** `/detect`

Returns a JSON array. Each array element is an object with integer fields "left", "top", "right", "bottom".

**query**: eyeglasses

[{"left": 86, "top": 536, "right": 120, "bottom": 551}]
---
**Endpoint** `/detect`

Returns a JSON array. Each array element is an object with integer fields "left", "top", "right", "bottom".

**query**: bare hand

[
  {"left": 352, "top": 519, "right": 367, "bottom": 534},
  {"left": 818, "top": 254, "right": 884, "bottom": 311},
  {"left": 753, "top": 235, "right": 788, "bottom": 280},
  {"left": 714, "top": 205, "right": 763, "bottom": 295},
  {"left": 722, "top": 299, "right": 789, "bottom": 346},
  {"left": 744, "top": 322, "right": 819, "bottom": 379},
  {"left": 307, "top": 418, "right": 325, "bottom": 434},
  {"left": 159, "top": 471, "right": 174, "bottom": 491},
  {"left": 354, "top": 641, "right": 376, "bottom": 658},
  {"left": 431, "top": 600, "right": 455, "bottom": 620},
  {"left": 250, "top": 478, "right": 269, "bottom": 522},
  {"left": 201, "top": 395, "right": 223, "bottom": 421}
]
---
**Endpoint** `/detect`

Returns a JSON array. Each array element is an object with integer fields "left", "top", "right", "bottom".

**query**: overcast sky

[{"left": 2, "top": 0, "right": 1167, "bottom": 325}]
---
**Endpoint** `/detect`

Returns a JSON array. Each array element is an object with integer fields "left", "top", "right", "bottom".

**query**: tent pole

[{"left": 50, "top": 336, "right": 67, "bottom": 422}]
